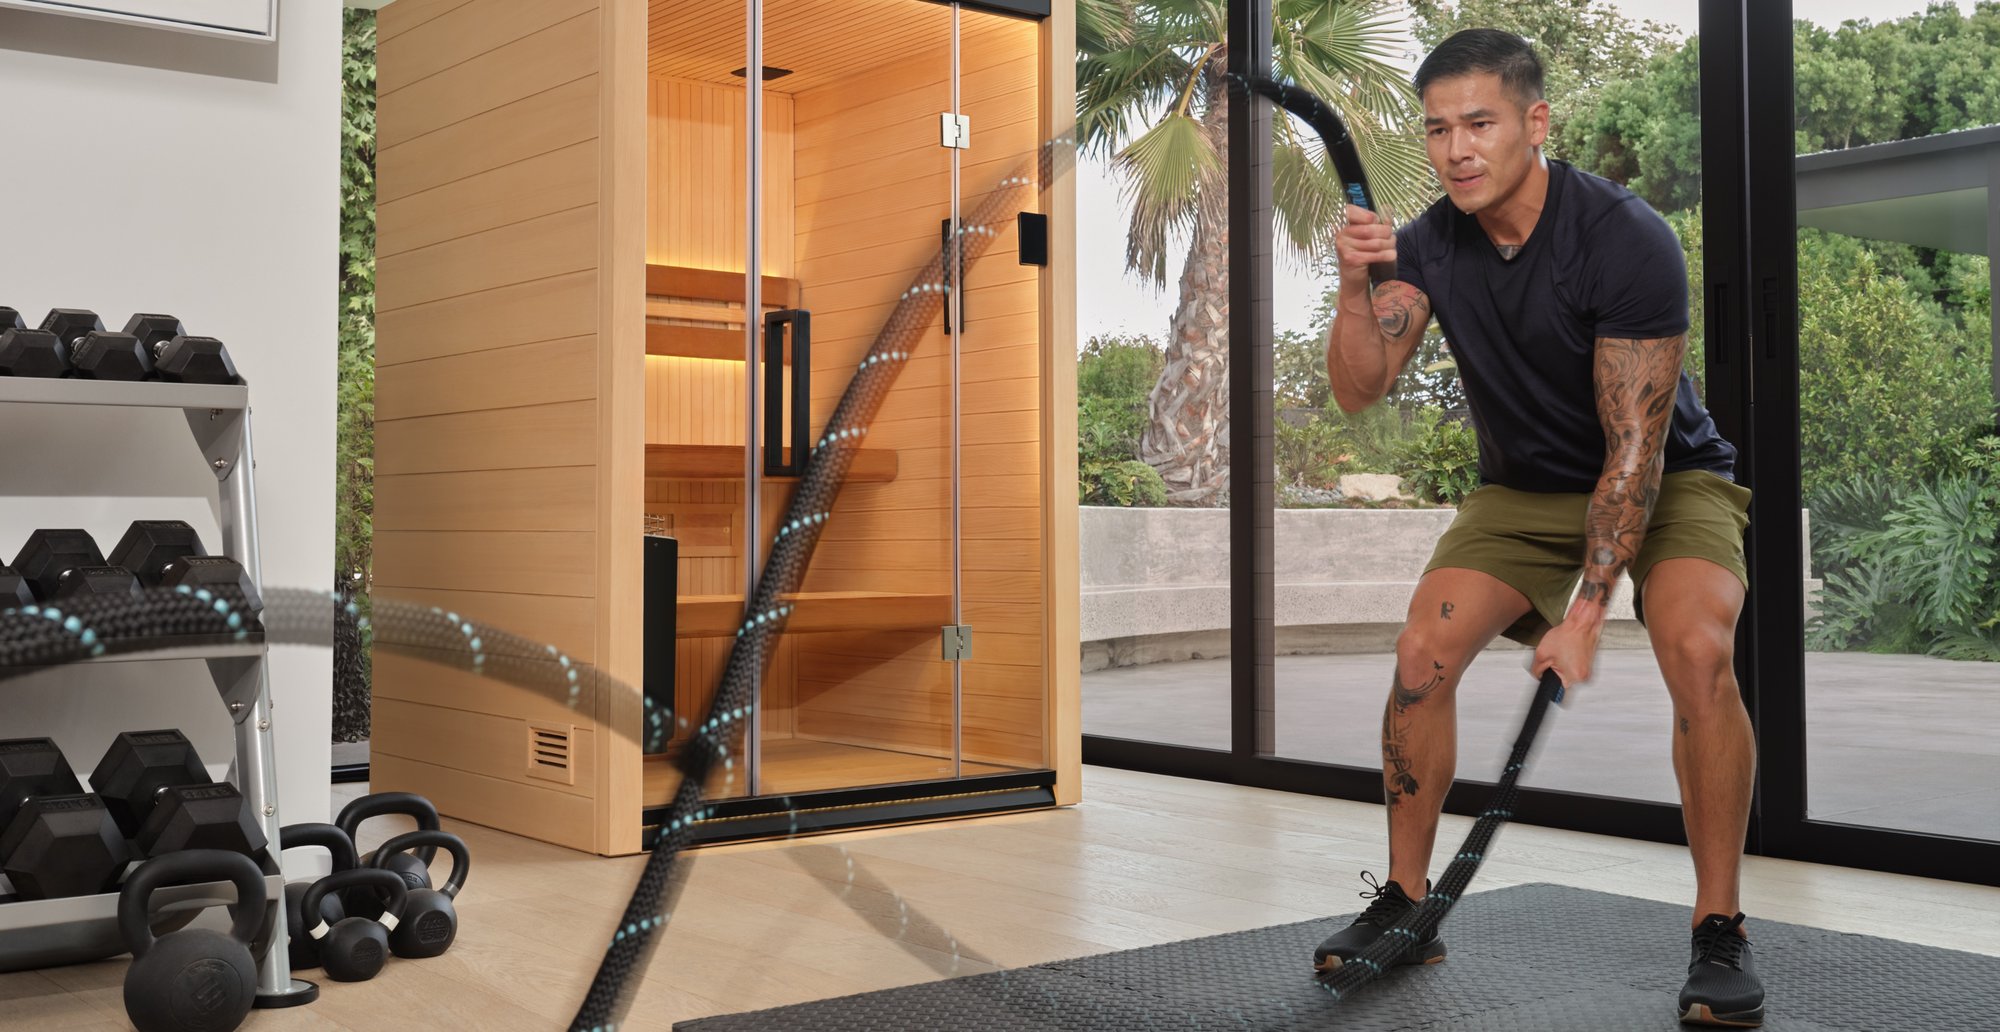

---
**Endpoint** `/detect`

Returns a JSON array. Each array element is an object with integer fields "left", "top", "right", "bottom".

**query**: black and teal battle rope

[
  {"left": 564, "top": 138, "right": 1068, "bottom": 1032},
  {"left": 1319, "top": 669, "right": 1565, "bottom": 999}
]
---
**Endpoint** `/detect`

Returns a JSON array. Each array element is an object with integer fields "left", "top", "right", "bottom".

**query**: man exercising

[{"left": 1313, "top": 29, "right": 1763, "bottom": 1028}]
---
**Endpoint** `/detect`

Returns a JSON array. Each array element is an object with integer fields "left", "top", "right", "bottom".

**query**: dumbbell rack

[{"left": 0, "top": 377, "right": 315, "bottom": 1007}]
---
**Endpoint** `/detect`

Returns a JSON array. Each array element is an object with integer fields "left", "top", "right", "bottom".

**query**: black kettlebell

[
  {"left": 119, "top": 849, "right": 266, "bottom": 1032},
  {"left": 371, "top": 829, "right": 470, "bottom": 959},
  {"left": 334, "top": 791, "right": 439, "bottom": 919},
  {"left": 279, "top": 822, "right": 356, "bottom": 971},
  {"left": 297, "top": 868, "right": 409, "bottom": 982}
]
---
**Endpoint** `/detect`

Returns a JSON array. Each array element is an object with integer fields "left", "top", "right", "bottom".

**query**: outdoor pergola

[{"left": 1796, "top": 123, "right": 2000, "bottom": 403}]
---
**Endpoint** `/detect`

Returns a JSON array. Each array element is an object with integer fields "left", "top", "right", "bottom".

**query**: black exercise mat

[{"left": 674, "top": 882, "right": 1998, "bottom": 1031}]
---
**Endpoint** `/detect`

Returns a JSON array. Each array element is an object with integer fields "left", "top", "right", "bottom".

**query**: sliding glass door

[{"left": 1744, "top": 0, "right": 2000, "bottom": 883}]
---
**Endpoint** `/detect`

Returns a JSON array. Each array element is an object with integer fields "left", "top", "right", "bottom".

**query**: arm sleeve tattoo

[
  {"left": 1373, "top": 283, "right": 1430, "bottom": 342},
  {"left": 1577, "top": 334, "right": 1685, "bottom": 607}
]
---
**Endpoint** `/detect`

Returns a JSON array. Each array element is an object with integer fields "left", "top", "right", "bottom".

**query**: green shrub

[
  {"left": 1078, "top": 333, "right": 1164, "bottom": 400},
  {"left": 1807, "top": 442, "right": 2000, "bottom": 661},
  {"left": 1274, "top": 411, "right": 1347, "bottom": 489},
  {"left": 1076, "top": 334, "right": 1166, "bottom": 505},
  {"left": 334, "top": 8, "right": 376, "bottom": 742},
  {"left": 1080, "top": 460, "right": 1168, "bottom": 507},
  {"left": 1396, "top": 409, "right": 1481, "bottom": 505},
  {"left": 1079, "top": 394, "right": 1148, "bottom": 467}
]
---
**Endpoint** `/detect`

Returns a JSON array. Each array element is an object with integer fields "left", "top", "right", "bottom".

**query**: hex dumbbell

[
  {"left": 39, "top": 309, "right": 152, "bottom": 381},
  {"left": 0, "top": 306, "right": 69, "bottom": 378},
  {"left": 122, "top": 314, "right": 241, "bottom": 385},
  {"left": 108, "top": 520, "right": 262, "bottom": 617},
  {"left": 10, "top": 528, "right": 142, "bottom": 602},
  {"left": 91, "top": 729, "right": 267, "bottom": 860},
  {"left": 0, "top": 738, "right": 129, "bottom": 899}
]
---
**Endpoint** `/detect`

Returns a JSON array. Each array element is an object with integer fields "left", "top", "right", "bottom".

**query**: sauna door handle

[{"left": 763, "top": 308, "right": 810, "bottom": 477}]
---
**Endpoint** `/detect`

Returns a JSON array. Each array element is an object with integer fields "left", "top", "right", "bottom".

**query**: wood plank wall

[
  {"left": 788, "top": 19, "right": 1047, "bottom": 770},
  {"left": 642, "top": 77, "right": 795, "bottom": 449},
  {"left": 372, "top": 0, "right": 646, "bottom": 855}
]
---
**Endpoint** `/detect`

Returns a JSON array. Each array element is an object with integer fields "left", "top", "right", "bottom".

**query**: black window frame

[{"left": 1082, "top": 0, "right": 2000, "bottom": 890}]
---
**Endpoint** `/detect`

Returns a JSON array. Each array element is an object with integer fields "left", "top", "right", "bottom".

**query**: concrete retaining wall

[{"left": 1079, "top": 505, "right": 1815, "bottom": 670}]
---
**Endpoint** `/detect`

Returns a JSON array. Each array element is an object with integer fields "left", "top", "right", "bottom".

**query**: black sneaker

[
  {"left": 1312, "top": 872, "right": 1446, "bottom": 971},
  {"left": 1678, "top": 912, "right": 1765, "bottom": 1027}
]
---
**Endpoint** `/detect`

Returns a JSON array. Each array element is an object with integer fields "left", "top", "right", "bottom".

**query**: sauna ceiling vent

[{"left": 730, "top": 66, "right": 794, "bottom": 81}]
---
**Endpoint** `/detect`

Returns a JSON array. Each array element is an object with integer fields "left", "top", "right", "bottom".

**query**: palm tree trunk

[{"left": 1140, "top": 83, "right": 1232, "bottom": 506}]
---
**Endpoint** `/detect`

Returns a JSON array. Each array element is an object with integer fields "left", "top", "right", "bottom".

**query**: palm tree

[{"left": 1077, "top": 0, "right": 1433, "bottom": 505}]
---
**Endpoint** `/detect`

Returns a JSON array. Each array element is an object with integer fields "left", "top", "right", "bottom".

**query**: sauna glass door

[
  {"left": 745, "top": 0, "right": 964, "bottom": 796},
  {"left": 951, "top": 5, "right": 1051, "bottom": 779},
  {"left": 650, "top": 0, "right": 1049, "bottom": 801}
]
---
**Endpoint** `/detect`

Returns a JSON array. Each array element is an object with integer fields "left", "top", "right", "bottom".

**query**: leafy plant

[
  {"left": 1081, "top": 460, "right": 1170, "bottom": 507},
  {"left": 1274, "top": 411, "right": 1348, "bottom": 488},
  {"left": 1807, "top": 450, "right": 2000, "bottom": 661},
  {"left": 334, "top": 8, "right": 376, "bottom": 741},
  {"left": 1396, "top": 408, "right": 1480, "bottom": 504},
  {"left": 1077, "top": 335, "right": 1166, "bottom": 503}
]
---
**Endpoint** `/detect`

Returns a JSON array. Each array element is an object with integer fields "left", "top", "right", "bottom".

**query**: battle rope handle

[
  {"left": 1236, "top": 73, "right": 1398, "bottom": 286},
  {"left": 1320, "top": 669, "right": 1564, "bottom": 998}
]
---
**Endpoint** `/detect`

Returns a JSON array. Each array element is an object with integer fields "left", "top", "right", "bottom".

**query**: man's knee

[
  {"left": 1394, "top": 624, "right": 1462, "bottom": 697},
  {"left": 1661, "top": 627, "right": 1737, "bottom": 709}
]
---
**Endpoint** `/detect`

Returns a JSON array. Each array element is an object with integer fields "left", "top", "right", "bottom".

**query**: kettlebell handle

[
  {"left": 335, "top": 791, "right": 440, "bottom": 865},
  {"left": 373, "top": 829, "right": 470, "bottom": 900},
  {"left": 300, "top": 868, "right": 409, "bottom": 937},
  {"left": 118, "top": 849, "right": 265, "bottom": 959},
  {"left": 280, "top": 822, "right": 358, "bottom": 872}
]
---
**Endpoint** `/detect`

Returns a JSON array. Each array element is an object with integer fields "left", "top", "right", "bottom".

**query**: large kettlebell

[
  {"left": 371, "top": 829, "right": 469, "bottom": 959},
  {"left": 297, "top": 868, "right": 409, "bottom": 983},
  {"left": 333, "top": 791, "right": 438, "bottom": 919},
  {"left": 119, "top": 849, "right": 266, "bottom": 1032},
  {"left": 279, "top": 822, "right": 356, "bottom": 971}
]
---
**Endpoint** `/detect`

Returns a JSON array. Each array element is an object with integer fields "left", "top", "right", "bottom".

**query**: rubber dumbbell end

[
  {"left": 0, "top": 328, "right": 71, "bottom": 378},
  {"left": 70, "top": 331, "right": 154, "bottom": 381},
  {"left": 155, "top": 336, "right": 240, "bottom": 385},
  {"left": 37, "top": 308, "right": 102, "bottom": 346}
]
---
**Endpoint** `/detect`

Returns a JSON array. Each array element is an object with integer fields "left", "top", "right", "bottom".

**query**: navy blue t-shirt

[{"left": 1393, "top": 160, "right": 1737, "bottom": 493}]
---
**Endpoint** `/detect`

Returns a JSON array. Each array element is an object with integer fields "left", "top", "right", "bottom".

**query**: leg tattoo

[
  {"left": 1382, "top": 662, "right": 1448, "bottom": 807},
  {"left": 1440, "top": 601, "right": 1455, "bottom": 620}
]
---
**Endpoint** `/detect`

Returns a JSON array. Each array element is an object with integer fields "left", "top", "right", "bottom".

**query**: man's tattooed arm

[
  {"left": 1577, "top": 334, "right": 1685, "bottom": 608},
  {"left": 1374, "top": 285, "right": 1430, "bottom": 341},
  {"left": 1328, "top": 281, "right": 1432, "bottom": 411}
]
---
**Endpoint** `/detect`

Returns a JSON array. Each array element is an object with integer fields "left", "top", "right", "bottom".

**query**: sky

[{"left": 1076, "top": 0, "right": 1952, "bottom": 344}]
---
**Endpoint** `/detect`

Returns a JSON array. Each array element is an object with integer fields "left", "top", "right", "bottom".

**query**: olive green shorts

[{"left": 1423, "top": 469, "right": 1753, "bottom": 645}]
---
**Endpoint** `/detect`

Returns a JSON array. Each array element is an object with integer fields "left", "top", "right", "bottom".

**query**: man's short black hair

[{"left": 1413, "top": 28, "right": 1545, "bottom": 110}]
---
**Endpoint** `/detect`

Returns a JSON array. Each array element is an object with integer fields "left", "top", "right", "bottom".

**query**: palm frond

[
  {"left": 1115, "top": 110, "right": 1222, "bottom": 281},
  {"left": 1085, "top": 0, "right": 1438, "bottom": 273},
  {"left": 1270, "top": 134, "right": 1342, "bottom": 257},
  {"left": 1076, "top": 0, "right": 1136, "bottom": 56}
]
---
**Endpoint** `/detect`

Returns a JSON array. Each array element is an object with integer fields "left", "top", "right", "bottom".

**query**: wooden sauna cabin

[{"left": 368, "top": 0, "right": 1078, "bottom": 854}]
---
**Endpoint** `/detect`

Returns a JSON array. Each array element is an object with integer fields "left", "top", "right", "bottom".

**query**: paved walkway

[{"left": 1083, "top": 649, "right": 2000, "bottom": 841}]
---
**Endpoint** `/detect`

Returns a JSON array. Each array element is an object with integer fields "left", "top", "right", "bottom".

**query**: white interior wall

[{"left": 0, "top": 1, "right": 339, "bottom": 873}]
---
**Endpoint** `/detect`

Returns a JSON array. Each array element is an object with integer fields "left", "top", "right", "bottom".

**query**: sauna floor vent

[{"left": 526, "top": 721, "right": 576, "bottom": 785}]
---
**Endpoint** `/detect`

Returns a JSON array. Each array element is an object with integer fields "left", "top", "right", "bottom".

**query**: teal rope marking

[{"left": 20, "top": 605, "right": 108, "bottom": 657}]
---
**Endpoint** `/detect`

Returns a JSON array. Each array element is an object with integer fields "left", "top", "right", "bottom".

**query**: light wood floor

[{"left": 11, "top": 766, "right": 2000, "bottom": 1030}]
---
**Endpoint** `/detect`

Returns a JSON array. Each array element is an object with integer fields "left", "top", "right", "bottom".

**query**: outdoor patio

[{"left": 1083, "top": 648, "right": 2000, "bottom": 841}]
